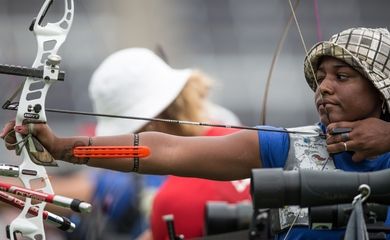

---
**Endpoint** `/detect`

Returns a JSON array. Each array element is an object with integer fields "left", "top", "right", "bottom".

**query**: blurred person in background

[{"left": 76, "top": 48, "right": 251, "bottom": 239}]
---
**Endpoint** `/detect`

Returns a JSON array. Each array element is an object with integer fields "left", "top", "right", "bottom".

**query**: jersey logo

[{"left": 230, "top": 179, "right": 250, "bottom": 192}]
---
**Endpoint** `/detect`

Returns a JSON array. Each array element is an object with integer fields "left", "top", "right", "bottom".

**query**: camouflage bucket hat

[{"left": 304, "top": 27, "right": 390, "bottom": 111}]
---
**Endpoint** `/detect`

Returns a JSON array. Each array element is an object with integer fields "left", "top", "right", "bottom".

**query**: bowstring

[
  {"left": 259, "top": 0, "right": 301, "bottom": 125},
  {"left": 282, "top": 1, "right": 328, "bottom": 239}
]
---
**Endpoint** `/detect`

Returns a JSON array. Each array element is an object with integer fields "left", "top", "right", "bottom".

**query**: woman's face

[{"left": 314, "top": 56, "right": 382, "bottom": 126}]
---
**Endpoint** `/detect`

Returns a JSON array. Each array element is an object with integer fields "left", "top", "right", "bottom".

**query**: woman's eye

[
  {"left": 337, "top": 73, "right": 348, "bottom": 80},
  {"left": 316, "top": 75, "right": 324, "bottom": 83}
]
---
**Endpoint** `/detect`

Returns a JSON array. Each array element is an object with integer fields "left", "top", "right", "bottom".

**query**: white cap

[{"left": 89, "top": 48, "right": 192, "bottom": 135}]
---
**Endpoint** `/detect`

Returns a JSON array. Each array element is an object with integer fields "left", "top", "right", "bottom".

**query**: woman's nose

[{"left": 318, "top": 76, "right": 334, "bottom": 95}]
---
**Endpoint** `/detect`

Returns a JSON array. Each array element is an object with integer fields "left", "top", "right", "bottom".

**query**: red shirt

[{"left": 150, "top": 127, "right": 251, "bottom": 240}]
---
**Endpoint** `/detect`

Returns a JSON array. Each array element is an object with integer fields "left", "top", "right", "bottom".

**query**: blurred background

[{"left": 0, "top": 0, "right": 389, "bottom": 239}]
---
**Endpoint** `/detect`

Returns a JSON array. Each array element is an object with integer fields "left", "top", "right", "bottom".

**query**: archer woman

[{"left": 3, "top": 27, "right": 390, "bottom": 239}]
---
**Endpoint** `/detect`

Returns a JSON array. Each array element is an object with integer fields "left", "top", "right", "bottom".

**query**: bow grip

[{"left": 26, "top": 135, "right": 58, "bottom": 167}]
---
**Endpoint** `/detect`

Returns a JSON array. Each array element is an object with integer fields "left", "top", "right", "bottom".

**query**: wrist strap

[
  {"left": 83, "top": 137, "right": 93, "bottom": 165},
  {"left": 132, "top": 134, "right": 140, "bottom": 172}
]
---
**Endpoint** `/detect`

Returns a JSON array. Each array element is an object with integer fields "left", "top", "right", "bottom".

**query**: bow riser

[{"left": 8, "top": 0, "right": 74, "bottom": 239}]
